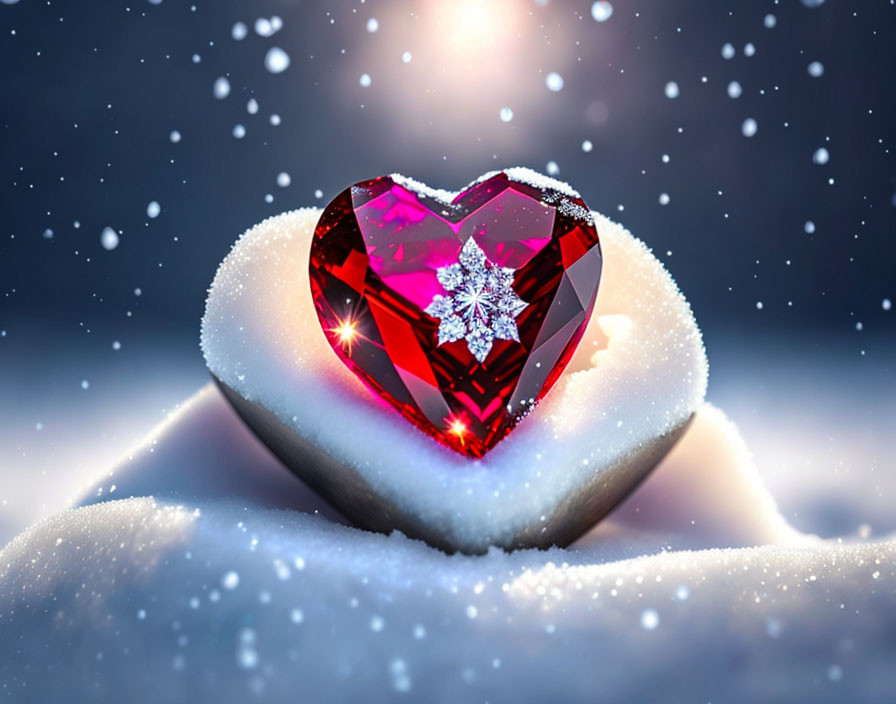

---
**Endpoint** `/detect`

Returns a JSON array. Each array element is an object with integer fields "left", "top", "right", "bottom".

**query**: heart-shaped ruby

[{"left": 309, "top": 170, "right": 602, "bottom": 457}]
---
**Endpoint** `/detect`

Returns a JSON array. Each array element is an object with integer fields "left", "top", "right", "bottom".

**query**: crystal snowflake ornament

[{"left": 425, "top": 239, "right": 528, "bottom": 363}]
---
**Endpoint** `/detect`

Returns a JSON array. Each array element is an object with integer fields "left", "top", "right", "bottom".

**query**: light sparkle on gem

[{"left": 425, "top": 239, "right": 527, "bottom": 363}]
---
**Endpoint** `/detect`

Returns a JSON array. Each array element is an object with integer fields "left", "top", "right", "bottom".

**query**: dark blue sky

[{"left": 1, "top": 0, "right": 894, "bottom": 378}]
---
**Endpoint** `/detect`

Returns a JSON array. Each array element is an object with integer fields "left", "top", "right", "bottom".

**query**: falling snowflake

[{"left": 425, "top": 239, "right": 528, "bottom": 363}]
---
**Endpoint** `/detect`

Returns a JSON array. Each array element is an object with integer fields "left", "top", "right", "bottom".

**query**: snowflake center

[{"left": 424, "top": 239, "right": 528, "bottom": 363}]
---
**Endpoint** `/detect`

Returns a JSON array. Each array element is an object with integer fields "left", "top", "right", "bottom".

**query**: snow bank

[
  {"left": 200, "top": 207, "right": 707, "bottom": 551},
  {"left": 3, "top": 343, "right": 889, "bottom": 701},
  {"left": 77, "top": 386, "right": 796, "bottom": 553},
  {"left": 2, "top": 495, "right": 892, "bottom": 703}
]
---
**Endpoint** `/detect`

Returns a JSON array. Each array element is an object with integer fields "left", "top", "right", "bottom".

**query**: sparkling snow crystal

[{"left": 425, "top": 239, "right": 527, "bottom": 363}]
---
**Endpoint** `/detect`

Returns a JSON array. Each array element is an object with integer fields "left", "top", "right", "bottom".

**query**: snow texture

[
  {"left": 2, "top": 374, "right": 892, "bottom": 702},
  {"left": 390, "top": 167, "right": 582, "bottom": 204},
  {"left": 2, "top": 405, "right": 893, "bottom": 703},
  {"left": 199, "top": 206, "right": 707, "bottom": 551}
]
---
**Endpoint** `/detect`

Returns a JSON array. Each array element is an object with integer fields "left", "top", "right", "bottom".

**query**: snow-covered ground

[
  {"left": 1, "top": 388, "right": 893, "bottom": 702},
  {"left": 1, "top": 208, "right": 893, "bottom": 701}
]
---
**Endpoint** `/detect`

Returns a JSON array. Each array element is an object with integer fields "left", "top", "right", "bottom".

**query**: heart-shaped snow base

[{"left": 201, "top": 187, "right": 707, "bottom": 553}]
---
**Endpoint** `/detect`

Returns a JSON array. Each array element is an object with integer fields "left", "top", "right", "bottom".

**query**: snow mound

[
  {"left": 2, "top": 496, "right": 892, "bottom": 702},
  {"left": 200, "top": 207, "right": 707, "bottom": 551},
  {"left": 77, "top": 387, "right": 795, "bottom": 553}
]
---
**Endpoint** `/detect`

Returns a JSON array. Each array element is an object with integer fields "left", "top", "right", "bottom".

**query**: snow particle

[
  {"left": 581, "top": 139, "right": 593, "bottom": 153},
  {"left": 276, "top": 172, "right": 291, "bottom": 188},
  {"left": 366, "top": 17, "right": 379, "bottom": 33},
  {"left": 883, "top": 299, "right": 892, "bottom": 311},
  {"left": 264, "top": 47, "right": 290, "bottom": 74},
  {"left": 640, "top": 609, "right": 659, "bottom": 630},
  {"left": 764, "top": 13, "right": 777, "bottom": 28},
  {"left": 221, "top": 571, "right": 240, "bottom": 590},
  {"left": 236, "top": 628, "right": 258, "bottom": 669},
  {"left": 661, "top": 153, "right": 670, "bottom": 163},
  {"left": 290, "top": 608, "right": 304, "bottom": 624},
  {"left": 721, "top": 42, "right": 735, "bottom": 60},
  {"left": 546, "top": 160, "right": 560, "bottom": 176},
  {"left": 146, "top": 201, "right": 161, "bottom": 218},
  {"left": 659, "top": 193, "right": 670, "bottom": 206},
  {"left": 359, "top": 73, "right": 372, "bottom": 87},
  {"left": 591, "top": 1, "right": 613, "bottom": 22},
  {"left": 675, "top": 585, "right": 690, "bottom": 600},
  {"left": 42, "top": 228, "right": 53, "bottom": 240},
  {"left": 499, "top": 107, "right": 513, "bottom": 122},
  {"left": 545, "top": 72, "right": 564, "bottom": 92},
  {"left": 112, "top": 340, "right": 121, "bottom": 351},
  {"left": 812, "top": 147, "right": 830, "bottom": 165},
  {"left": 213, "top": 76, "right": 231, "bottom": 100},
  {"left": 402, "top": 51, "right": 412, "bottom": 63},
  {"left": 756, "top": 301, "right": 764, "bottom": 310},
  {"left": 766, "top": 618, "right": 783, "bottom": 638},
  {"left": 741, "top": 117, "right": 758, "bottom": 137},
  {"left": 247, "top": 98, "right": 259, "bottom": 115},
  {"left": 254, "top": 17, "right": 282, "bottom": 37},
  {"left": 269, "top": 114, "right": 281, "bottom": 126},
  {"left": 137, "top": 609, "right": 147, "bottom": 620},
  {"left": 827, "top": 665, "right": 843, "bottom": 683},
  {"left": 804, "top": 220, "right": 816, "bottom": 234},
  {"left": 744, "top": 42, "right": 756, "bottom": 58},
  {"left": 169, "top": 129, "right": 181, "bottom": 143},
  {"left": 370, "top": 615, "right": 385, "bottom": 632},
  {"left": 727, "top": 80, "right": 742, "bottom": 99},
  {"left": 664, "top": 81, "right": 680, "bottom": 99},
  {"left": 808, "top": 61, "right": 824, "bottom": 78},
  {"left": 314, "top": 189, "right": 323, "bottom": 199},
  {"left": 389, "top": 659, "right": 412, "bottom": 692},
  {"left": 413, "top": 624, "right": 426, "bottom": 639},
  {"left": 466, "top": 605, "right": 478, "bottom": 619},
  {"left": 80, "top": 379, "right": 90, "bottom": 390},
  {"left": 231, "top": 21, "right": 248, "bottom": 41},
  {"left": 100, "top": 226, "right": 119, "bottom": 251},
  {"left": 232, "top": 124, "right": 246, "bottom": 139}
]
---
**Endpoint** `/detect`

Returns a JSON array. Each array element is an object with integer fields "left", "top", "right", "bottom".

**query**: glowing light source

[
  {"left": 424, "top": 0, "right": 526, "bottom": 70},
  {"left": 448, "top": 418, "right": 467, "bottom": 445},
  {"left": 330, "top": 319, "right": 358, "bottom": 352},
  {"left": 346, "top": 0, "right": 577, "bottom": 148}
]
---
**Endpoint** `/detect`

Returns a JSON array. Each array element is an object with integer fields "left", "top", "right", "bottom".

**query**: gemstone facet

[{"left": 309, "top": 170, "right": 602, "bottom": 458}]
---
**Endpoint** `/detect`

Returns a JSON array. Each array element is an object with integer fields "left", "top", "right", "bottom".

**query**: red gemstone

[{"left": 309, "top": 170, "right": 602, "bottom": 458}]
